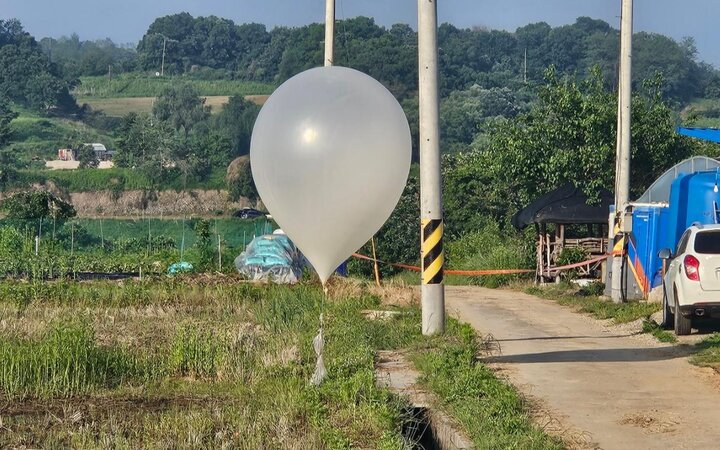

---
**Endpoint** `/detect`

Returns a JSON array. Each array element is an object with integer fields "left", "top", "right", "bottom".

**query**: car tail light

[{"left": 684, "top": 255, "right": 700, "bottom": 281}]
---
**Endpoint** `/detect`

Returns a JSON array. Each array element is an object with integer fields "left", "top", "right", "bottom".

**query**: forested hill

[{"left": 42, "top": 13, "right": 720, "bottom": 105}]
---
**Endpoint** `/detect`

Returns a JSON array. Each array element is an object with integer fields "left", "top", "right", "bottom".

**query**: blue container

[
  {"left": 666, "top": 170, "right": 720, "bottom": 247},
  {"left": 628, "top": 205, "right": 668, "bottom": 293},
  {"left": 627, "top": 170, "right": 720, "bottom": 296}
]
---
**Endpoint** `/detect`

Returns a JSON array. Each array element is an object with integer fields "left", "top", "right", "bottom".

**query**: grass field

[
  {"left": 7, "top": 107, "right": 114, "bottom": 161},
  {"left": 9, "top": 165, "right": 228, "bottom": 193},
  {"left": 682, "top": 98, "right": 720, "bottom": 128},
  {"left": 0, "top": 277, "right": 561, "bottom": 448},
  {"left": 73, "top": 74, "right": 275, "bottom": 99},
  {"left": 77, "top": 95, "right": 269, "bottom": 117}
]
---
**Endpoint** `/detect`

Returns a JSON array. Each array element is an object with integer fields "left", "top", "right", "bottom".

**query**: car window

[
  {"left": 677, "top": 230, "right": 691, "bottom": 254},
  {"left": 694, "top": 230, "right": 720, "bottom": 254}
]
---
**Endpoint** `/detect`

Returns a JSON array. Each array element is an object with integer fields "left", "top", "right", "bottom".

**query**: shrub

[{"left": 446, "top": 220, "right": 534, "bottom": 287}]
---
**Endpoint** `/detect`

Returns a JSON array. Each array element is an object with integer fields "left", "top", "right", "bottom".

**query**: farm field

[
  {"left": 76, "top": 95, "right": 269, "bottom": 117},
  {"left": 0, "top": 277, "right": 561, "bottom": 448},
  {"left": 73, "top": 74, "right": 275, "bottom": 98},
  {"left": 76, "top": 217, "right": 273, "bottom": 249}
]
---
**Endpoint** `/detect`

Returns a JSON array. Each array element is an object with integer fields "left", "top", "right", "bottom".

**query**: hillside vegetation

[{"left": 72, "top": 73, "right": 274, "bottom": 98}]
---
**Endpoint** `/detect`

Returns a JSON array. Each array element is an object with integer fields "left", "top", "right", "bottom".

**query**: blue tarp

[
  {"left": 677, "top": 127, "right": 720, "bottom": 143},
  {"left": 235, "top": 234, "right": 304, "bottom": 283}
]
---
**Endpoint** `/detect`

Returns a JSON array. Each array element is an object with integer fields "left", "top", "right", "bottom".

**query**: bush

[
  {"left": 446, "top": 220, "right": 534, "bottom": 288},
  {"left": 556, "top": 246, "right": 589, "bottom": 280}
]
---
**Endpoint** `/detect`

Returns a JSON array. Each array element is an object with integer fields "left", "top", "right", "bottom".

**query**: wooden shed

[{"left": 511, "top": 183, "right": 612, "bottom": 283}]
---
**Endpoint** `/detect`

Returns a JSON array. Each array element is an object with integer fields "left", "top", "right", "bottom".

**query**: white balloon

[{"left": 250, "top": 66, "right": 412, "bottom": 283}]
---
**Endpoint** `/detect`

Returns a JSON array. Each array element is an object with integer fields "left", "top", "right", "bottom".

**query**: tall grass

[
  {"left": 169, "top": 325, "right": 255, "bottom": 380},
  {"left": 446, "top": 221, "right": 534, "bottom": 287},
  {"left": 0, "top": 322, "right": 148, "bottom": 398}
]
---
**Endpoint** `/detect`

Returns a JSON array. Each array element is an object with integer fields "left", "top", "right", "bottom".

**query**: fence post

[{"left": 218, "top": 234, "right": 222, "bottom": 271}]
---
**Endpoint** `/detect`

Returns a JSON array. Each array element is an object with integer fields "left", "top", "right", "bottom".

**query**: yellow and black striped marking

[
  {"left": 612, "top": 220, "right": 624, "bottom": 254},
  {"left": 422, "top": 218, "right": 444, "bottom": 284}
]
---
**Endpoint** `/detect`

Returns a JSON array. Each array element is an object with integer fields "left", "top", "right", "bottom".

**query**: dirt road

[{"left": 446, "top": 286, "right": 720, "bottom": 450}]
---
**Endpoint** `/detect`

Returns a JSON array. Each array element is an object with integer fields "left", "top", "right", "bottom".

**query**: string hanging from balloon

[{"left": 310, "top": 285, "right": 329, "bottom": 386}]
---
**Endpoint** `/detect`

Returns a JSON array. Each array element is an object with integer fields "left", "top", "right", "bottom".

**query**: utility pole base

[
  {"left": 610, "top": 255, "right": 624, "bottom": 303},
  {"left": 422, "top": 284, "right": 445, "bottom": 335}
]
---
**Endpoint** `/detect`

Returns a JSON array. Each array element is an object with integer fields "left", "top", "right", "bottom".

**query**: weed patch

[
  {"left": 525, "top": 283, "right": 660, "bottom": 324},
  {"left": 691, "top": 333, "right": 720, "bottom": 368},
  {"left": 642, "top": 319, "right": 677, "bottom": 343}
]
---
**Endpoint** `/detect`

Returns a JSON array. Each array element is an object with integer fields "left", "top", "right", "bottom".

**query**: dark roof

[{"left": 511, "top": 183, "right": 613, "bottom": 230}]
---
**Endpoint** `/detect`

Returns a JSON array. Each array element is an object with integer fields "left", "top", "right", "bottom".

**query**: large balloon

[{"left": 250, "top": 66, "right": 412, "bottom": 283}]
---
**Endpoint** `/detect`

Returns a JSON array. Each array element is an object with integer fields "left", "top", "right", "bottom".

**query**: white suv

[{"left": 660, "top": 224, "right": 720, "bottom": 335}]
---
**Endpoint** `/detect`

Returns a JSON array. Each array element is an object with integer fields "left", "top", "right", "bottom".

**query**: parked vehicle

[
  {"left": 659, "top": 224, "right": 720, "bottom": 335},
  {"left": 233, "top": 207, "right": 266, "bottom": 219}
]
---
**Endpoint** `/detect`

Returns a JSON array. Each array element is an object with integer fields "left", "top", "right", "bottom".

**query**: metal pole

[
  {"left": 418, "top": 0, "right": 445, "bottom": 335},
  {"left": 324, "top": 0, "right": 335, "bottom": 67},
  {"left": 611, "top": 0, "right": 633, "bottom": 303},
  {"left": 161, "top": 37, "right": 166, "bottom": 76}
]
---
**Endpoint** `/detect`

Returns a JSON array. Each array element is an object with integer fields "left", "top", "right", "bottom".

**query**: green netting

[{"left": 0, "top": 217, "right": 275, "bottom": 277}]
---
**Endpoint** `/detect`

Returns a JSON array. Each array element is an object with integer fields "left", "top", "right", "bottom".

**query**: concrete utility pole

[
  {"left": 324, "top": 0, "right": 335, "bottom": 67},
  {"left": 418, "top": 0, "right": 445, "bottom": 335},
  {"left": 611, "top": 0, "right": 633, "bottom": 303},
  {"left": 161, "top": 36, "right": 167, "bottom": 77}
]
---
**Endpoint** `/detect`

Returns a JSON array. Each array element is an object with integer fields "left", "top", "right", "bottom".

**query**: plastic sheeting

[
  {"left": 636, "top": 156, "right": 720, "bottom": 204},
  {"left": 235, "top": 234, "right": 304, "bottom": 283}
]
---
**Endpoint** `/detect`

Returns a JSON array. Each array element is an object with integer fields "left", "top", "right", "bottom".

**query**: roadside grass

[
  {"left": 0, "top": 277, "right": 561, "bottom": 448},
  {"left": 641, "top": 319, "right": 678, "bottom": 343},
  {"left": 413, "top": 321, "right": 564, "bottom": 449},
  {"left": 690, "top": 334, "right": 720, "bottom": 368},
  {"left": 524, "top": 283, "right": 661, "bottom": 324}
]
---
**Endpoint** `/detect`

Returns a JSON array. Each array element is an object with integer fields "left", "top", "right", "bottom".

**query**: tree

[
  {"left": 0, "top": 101, "right": 17, "bottom": 147},
  {"left": 153, "top": 83, "right": 209, "bottom": 137},
  {"left": 0, "top": 148, "right": 21, "bottom": 191},
  {"left": 74, "top": 143, "right": 99, "bottom": 168},
  {"left": 114, "top": 112, "right": 180, "bottom": 185},
  {"left": 226, "top": 156, "right": 257, "bottom": 201},
  {"left": 212, "top": 96, "right": 260, "bottom": 157},
  {"left": 1, "top": 191, "right": 75, "bottom": 220},
  {"left": 0, "top": 19, "right": 76, "bottom": 113},
  {"left": 478, "top": 68, "right": 697, "bottom": 213},
  {"left": 440, "top": 86, "right": 520, "bottom": 148}
]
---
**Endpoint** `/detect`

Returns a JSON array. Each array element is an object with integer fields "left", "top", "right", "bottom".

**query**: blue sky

[{"left": 1, "top": 0, "right": 718, "bottom": 66}]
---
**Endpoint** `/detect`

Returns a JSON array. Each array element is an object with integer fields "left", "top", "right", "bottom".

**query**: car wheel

[
  {"left": 673, "top": 287, "right": 692, "bottom": 336},
  {"left": 662, "top": 282, "right": 674, "bottom": 329}
]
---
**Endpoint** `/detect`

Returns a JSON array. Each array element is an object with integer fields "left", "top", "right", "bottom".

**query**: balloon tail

[{"left": 311, "top": 285, "right": 328, "bottom": 386}]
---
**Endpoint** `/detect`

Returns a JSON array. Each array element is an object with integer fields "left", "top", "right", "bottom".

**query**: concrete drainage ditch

[{"left": 375, "top": 349, "right": 473, "bottom": 450}]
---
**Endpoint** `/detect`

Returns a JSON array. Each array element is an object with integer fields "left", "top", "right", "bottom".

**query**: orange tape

[{"left": 352, "top": 251, "right": 620, "bottom": 276}]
